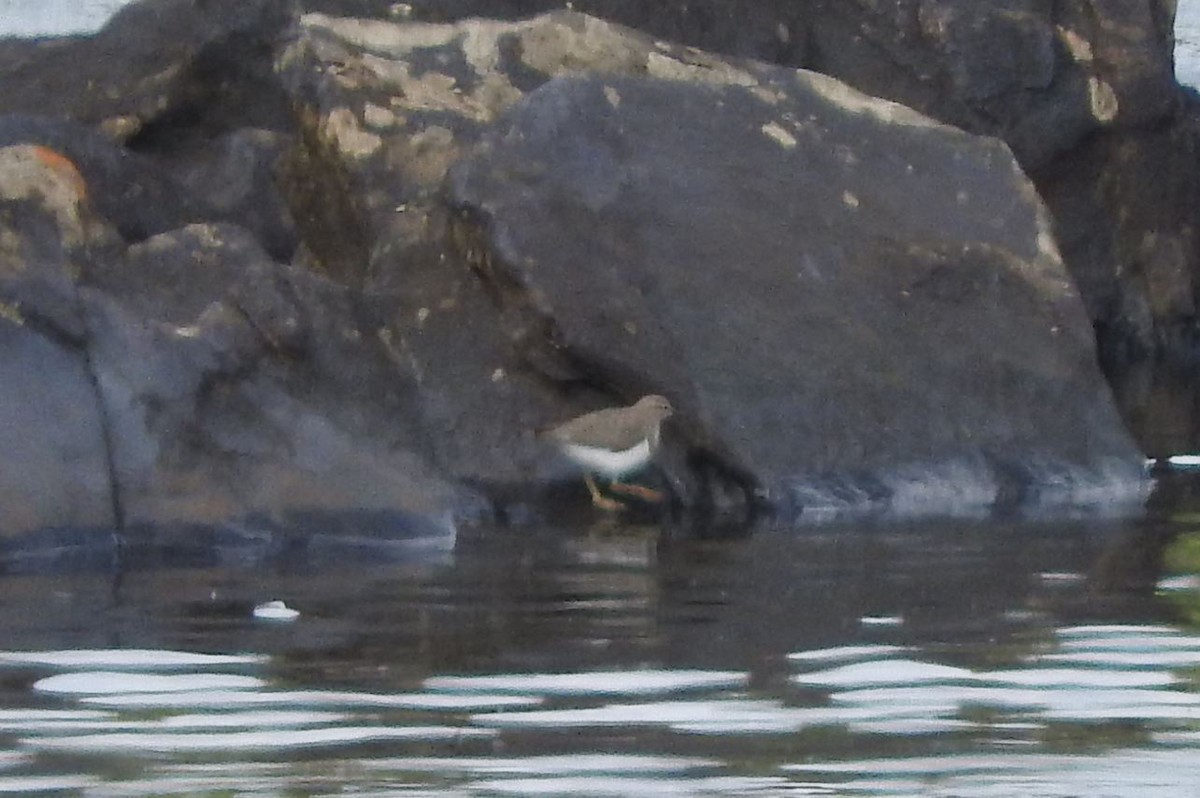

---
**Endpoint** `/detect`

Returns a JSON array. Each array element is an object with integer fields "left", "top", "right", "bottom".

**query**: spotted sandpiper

[{"left": 541, "top": 395, "right": 674, "bottom": 510}]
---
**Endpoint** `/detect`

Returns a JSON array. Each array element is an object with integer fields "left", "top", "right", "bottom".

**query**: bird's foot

[
  {"left": 610, "top": 482, "right": 665, "bottom": 502},
  {"left": 592, "top": 494, "right": 627, "bottom": 511},
  {"left": 585, "top": 475, "right": 627, "bottom": 511}
]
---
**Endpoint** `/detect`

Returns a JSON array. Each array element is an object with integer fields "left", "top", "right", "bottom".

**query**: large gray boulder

[
  {"left": 449, "top": 72, "right": 1146, "bottom": 515},
  {"left": 296, "top": 0, "right": 1196, "bottom": 358},
  {"left": 280, "top": 11, "right": 1148, "bottom": 516}
]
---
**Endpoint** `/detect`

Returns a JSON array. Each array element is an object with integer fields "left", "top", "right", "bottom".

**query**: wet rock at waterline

[
  {"left": 281, "top": 10, "right": 1147, "bottom": 515},
  {"left": 0, "top": 144, "right": 481, "bottom": 540},
  {"left": 0, "top": 6, "right": 1154, "bottom": 539},
  {"left": 447, "top": 68, "right": 1148, "bottom": 516}
]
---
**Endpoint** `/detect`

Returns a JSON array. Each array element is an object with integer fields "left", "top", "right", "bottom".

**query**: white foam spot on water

[
  {"left": 1039, "top": 571, "right": 1085, "bottom": 583},
  {"left": 860, "top": 615, "right": 904, "bottom": 627},
  {"left": 253, "top": 600, "right": 300, "bottom": 621}
]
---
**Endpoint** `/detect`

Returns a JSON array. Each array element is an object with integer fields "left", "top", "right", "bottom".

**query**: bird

[{"left": 541, "top": 395, "right": 674, "bottom": 510}]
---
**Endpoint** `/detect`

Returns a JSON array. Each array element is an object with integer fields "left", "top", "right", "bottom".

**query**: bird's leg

[
  {"left": 609, "top": 482, "right": 666, "bottom": 502},
  {"left": 585, "top": 474, "right": 626, "bottom": 511}
]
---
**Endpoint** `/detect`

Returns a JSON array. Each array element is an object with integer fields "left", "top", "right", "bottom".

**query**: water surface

[{"left": 0, "top": 507, "right": 1198, "bottom": 796}]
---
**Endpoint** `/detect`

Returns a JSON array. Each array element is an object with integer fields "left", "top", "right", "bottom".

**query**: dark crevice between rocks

[
  {"left": 684, "top": 446, "right": 765, "bottom": 523},
  {"left": 277, "top": 108, "right": 372, "bottom": 287},
  {"left": 81, "top": 334, "right": 128, "bottom": 544},
  {"left": 451, "top": 204, "right": 669, "bottom": 400},
  {"left": 122, "top": 31, "right": 297, "bottom": 155},
  {"left": 448, "top": 205, "right": 581, "bottom": 383},
  {"left": 17, "top": 294, "right": 128, "bottom": 544},
  {"left": 1098, "top": 322, "right": 1200, "bottom": 460}
]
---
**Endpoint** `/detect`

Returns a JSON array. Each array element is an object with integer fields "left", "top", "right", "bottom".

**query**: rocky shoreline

[{"left": 0, "top": 0, "right": 1181, "bottom": 547}]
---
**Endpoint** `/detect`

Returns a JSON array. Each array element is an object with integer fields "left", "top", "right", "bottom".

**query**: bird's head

[{"left": 636, "top": 394, "right": 674, "bottom": 422}]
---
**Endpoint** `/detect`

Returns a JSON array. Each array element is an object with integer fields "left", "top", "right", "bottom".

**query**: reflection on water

[{"left": 0, "top": 511, "right": 1198, "bottom": 795}]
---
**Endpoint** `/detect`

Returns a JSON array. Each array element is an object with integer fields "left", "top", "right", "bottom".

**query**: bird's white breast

[{"left": 562, "top": 438, "right": 653, "bottom": 479}]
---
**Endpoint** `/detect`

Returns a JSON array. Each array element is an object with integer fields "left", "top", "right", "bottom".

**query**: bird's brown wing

[{"left": 544, "top": 406, "right": 649, "bottom": 451}]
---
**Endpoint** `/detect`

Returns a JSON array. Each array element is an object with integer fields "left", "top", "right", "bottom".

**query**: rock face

[
  {"left": 0, "top": 2, "right": 1156, "bottom": 543},
  {"left": 0, "top": 145, "right": 118, "bottom": 535},
  {"left": 795, "top": 1, "right": 1192, "bottom": 356},
  {"left": 447, "top": 68, "right": 1143, "bottom": 515},
  {"left": 278, "top": 10, "right": 1147, "bottom": 515},
  {"left": 0, "top": 143, "right": 480, "bottom": 547},
  {"left": 299, "top": 0, "right": 1195, "bottom": 357}
]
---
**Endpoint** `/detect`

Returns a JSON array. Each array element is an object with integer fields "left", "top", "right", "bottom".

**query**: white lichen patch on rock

[
  {"left": 0, "top": 228, "right": 22, "bottom": 269},
  {"left": 301, "top": 13, "right": 460, "bottom": 57},
  {"left": 646, "top": 51, "right": 758, "bottom": 88},
  {"left": 457, "top": 19, "right": 516, "bottom": 75},
  {"left": 761, "top": 121, "right": 797, "bottom": 149},
  {"left": 364, "top": 102, "right": 398, "bottom": 129},
  {"left": 802, "top": 71, "right": 940, "bottom": 129},
  {"left": 400, "top": 125, "right": 460, "bottom": 184},
  {"left": 322, "top": 107, "right": 383, "bottom": 158},
  {"left": 357, "top": 52, "right": 516, "bottom": 123},
  {"left": 750, "top": 86, "right": 785, "bottom": 106},
  {"left": 516, "top": 15, "right": 646, "bottom": 76},
  {"left": 470, "top": 73, "right": 525, "bottom": 119},
  {"left": 0, "top": 299, "right": 24, "bottom": 325},
  {"left": 1057, "top": 26, "right": 1093, "bottom": 62},
  {"left": 603, "top": 85, "right": 621, "bottom": 107},
  {"left": 301, "top": 13, "right": 525, "bottom": 123},
  {"left": 1036, "top": 225, "right": 1063, "bottom": 265},
  {"left": 1088, "top": 76, "right": 1118, "bottom": 122},
  {"left": 1002, "top": 152, "right": 1074, "bottom": 299}
]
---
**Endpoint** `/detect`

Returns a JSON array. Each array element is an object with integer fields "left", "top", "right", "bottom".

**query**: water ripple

[{"left": 425, "top": 669, "right": 747, "bottom": 696}]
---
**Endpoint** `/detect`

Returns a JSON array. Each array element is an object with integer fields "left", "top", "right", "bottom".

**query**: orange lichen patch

[{"left": 29, "top": 146, "right": 88, "bottom": 200}]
